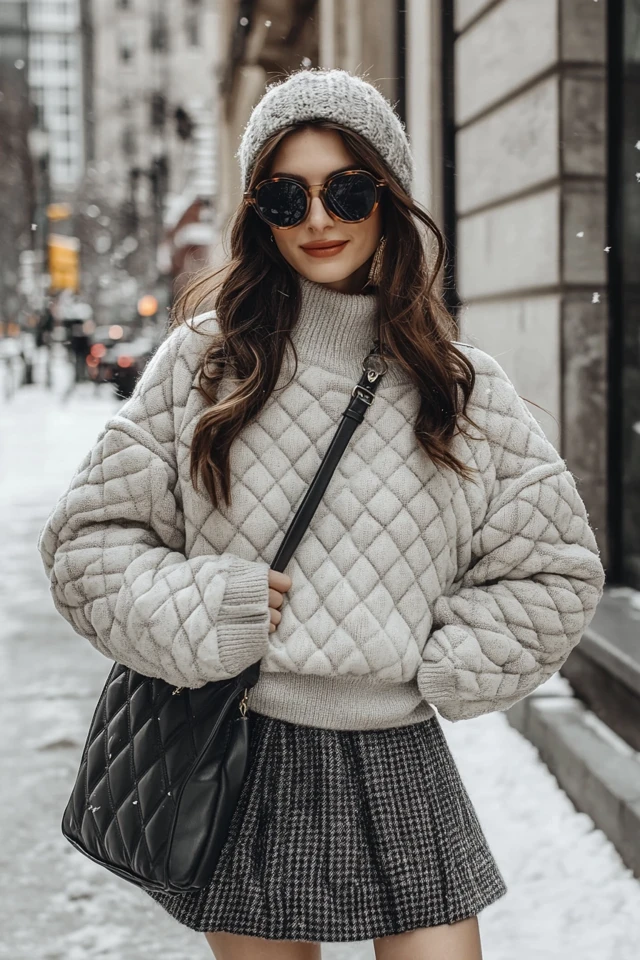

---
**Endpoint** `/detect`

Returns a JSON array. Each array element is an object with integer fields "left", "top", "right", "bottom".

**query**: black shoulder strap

[{"left": 270, "top": 341, "right": 387, "bottom": 573}]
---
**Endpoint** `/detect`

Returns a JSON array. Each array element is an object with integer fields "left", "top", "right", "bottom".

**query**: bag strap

[{"left": 270, "top": 338, "right": 388, "bottom": 573}]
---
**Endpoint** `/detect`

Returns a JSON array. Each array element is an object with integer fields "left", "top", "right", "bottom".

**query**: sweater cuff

[
  {"left": 217, "top": 556, "right": 271, "bottom": 676},
  {"left": 417, "top": 660, "right": 457, "bottom": 703}
]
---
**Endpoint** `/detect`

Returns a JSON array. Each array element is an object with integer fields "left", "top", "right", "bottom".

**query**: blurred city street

[{"left": 1, "top": 354, "right": 639, "bottom": 959}]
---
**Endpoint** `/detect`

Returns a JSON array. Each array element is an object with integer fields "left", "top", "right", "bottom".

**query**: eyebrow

[{"left": 267, "top": 164, "right": 357, "bottom": 184}]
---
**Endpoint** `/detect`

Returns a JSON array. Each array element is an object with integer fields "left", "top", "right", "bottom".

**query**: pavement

[{"left": 1, "top": 350, "right": 639, "bottom": 960}]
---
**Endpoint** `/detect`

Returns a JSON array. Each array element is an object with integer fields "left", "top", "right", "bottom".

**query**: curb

[{"left": 506, "top": 683, "right": 640, "bottom": 879}]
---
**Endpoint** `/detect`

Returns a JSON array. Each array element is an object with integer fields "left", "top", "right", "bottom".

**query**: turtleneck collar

[
  {"left": 288, "top": 274, "right": 408, "bottom": 387},
  {"left": 291, "top": 274, "right": 378, "bottom": 369}
]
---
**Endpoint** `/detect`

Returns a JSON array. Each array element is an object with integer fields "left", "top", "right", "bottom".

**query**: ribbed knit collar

[
  {"left": 289, "top": 274, "right": 409, "bottom": 386},
  {"left": 290, "top": 273, "right": 378, "bottom": 370},
  {"left": 287, "top": 274, "right": 410, "bottom": 386}
]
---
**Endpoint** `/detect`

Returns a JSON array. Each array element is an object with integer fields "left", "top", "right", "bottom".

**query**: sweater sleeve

[
  {"left": 416, "top": 350, "right": 605, "bottom": 723},
  {"left": 37, "top": 324, "right": 271, "bottom": 688}
]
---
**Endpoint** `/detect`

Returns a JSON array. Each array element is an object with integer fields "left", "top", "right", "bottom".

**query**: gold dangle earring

[{"left": 366, "top": 234, "right": 386, "bottom": 288}]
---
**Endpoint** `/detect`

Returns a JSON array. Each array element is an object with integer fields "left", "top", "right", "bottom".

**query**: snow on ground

[{"left": 1, "top": 350, "right": 639, "bottom": 960}]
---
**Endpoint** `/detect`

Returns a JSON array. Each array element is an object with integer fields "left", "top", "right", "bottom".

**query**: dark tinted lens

[
  {"left": 255, "top": 179, "right": 307, "bottom": 227},
  {"left": 325, "top": 173, "right": 377, "bottom": 221}
]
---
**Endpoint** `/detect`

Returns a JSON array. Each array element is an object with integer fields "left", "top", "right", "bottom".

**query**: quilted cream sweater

[{"left": 38, "top": 275, "right": 605, "bottom": 730}]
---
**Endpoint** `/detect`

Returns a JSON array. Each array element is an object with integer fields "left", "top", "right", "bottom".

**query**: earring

[{"left": 367, "top": 235, "right": 386, "bottom": 286}]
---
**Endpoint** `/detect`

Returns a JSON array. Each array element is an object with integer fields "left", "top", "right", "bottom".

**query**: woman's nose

[{"left": 306, "top": 194, "right": 333, "bottom": 228}]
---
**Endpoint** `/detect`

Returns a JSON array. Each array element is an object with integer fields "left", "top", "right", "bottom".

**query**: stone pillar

[
  {"left": 317, "top": 0, "right": 398, "bottom": 104},
  {"left": 453, "top": 0, "right": 608, "bottom": 561},
  {"left": 405, "top": 0, "right": 444, "bottom": 220},
  {"left": 318, "top": 0, "right": 337, "bottom": 68}
]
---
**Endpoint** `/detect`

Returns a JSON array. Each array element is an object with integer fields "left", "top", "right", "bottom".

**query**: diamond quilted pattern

[
  {"left": 61, "top": 661, "right": 250, "bottom": 890},
  {"left": 39, "top": 297, "right": 605, "bottom": 729}
]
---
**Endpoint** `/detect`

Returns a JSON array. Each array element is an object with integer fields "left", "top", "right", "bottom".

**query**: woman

[{"left": 38, "top": 69, "right": 605, "bottom": 960}]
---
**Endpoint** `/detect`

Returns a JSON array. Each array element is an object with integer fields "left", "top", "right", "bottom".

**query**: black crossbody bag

[{"left": 61, "top": 339, "right": 388, "bottom": 894}]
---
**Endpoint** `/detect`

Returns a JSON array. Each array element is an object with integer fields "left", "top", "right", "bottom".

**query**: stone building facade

[{"left": 452, "top": 0, "right": 609, "bottom": 570}]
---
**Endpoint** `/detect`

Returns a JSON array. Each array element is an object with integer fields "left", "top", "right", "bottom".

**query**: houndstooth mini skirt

[{"left": 143, "top": 711, "right": 508, "bottom": 942}]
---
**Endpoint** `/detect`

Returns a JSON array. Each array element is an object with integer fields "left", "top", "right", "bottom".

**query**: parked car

[
  {"left": 86, "top": 320, "right": 165, "bottom": 400},
  {"left": 105, "top": 334, "right": 159, "bottom": 400}
]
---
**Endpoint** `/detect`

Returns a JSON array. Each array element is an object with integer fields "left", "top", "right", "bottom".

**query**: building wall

[
  {"left": 27, "top": 0, "right": 84, "bottom": 191},
  {"left": 453, "top": 0, "right": 609, "bottom": 561},
  {"left": 90, "top": 0, "right": 219, "bottom": 209}
]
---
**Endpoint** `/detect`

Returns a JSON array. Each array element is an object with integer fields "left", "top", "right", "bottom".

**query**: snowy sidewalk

[{"left": 1, "top": 365, "right": 639, "bottom": 960}]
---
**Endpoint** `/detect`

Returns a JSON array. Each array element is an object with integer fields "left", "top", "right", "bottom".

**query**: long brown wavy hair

[{"left": 171, "top": 119, "right": 481, "bottom": 511}]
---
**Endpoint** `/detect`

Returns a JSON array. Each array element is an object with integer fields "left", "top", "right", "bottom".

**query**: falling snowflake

[
  {"left": 592, "top": 292, "right": 600, "bottom": 303},
  {"left": 239, "top": 16, "right": 248, "bottom": 25},
  {"left": 636, "top": 172, "right": 640, "bottom": 183},
  {"left": 576, "top": 231, "right": 584, "bottom": 238},
  {"left": 635, "top": 141, "right": 640, "bottom": 150},
  {"left": 133, "top": 800, "right": 138, "bottom": 805},
  {"left": 301, "top": 56, "right": 312, "bottom": 67},
  {"left": 31, "top": 223, "right": 37, "bottom": 231},
  {"left": 604, "top": 246, "right": 611, "bottom": 253},
  {"left": 265, "top": 19, "right": 272, "bottom": 27}
]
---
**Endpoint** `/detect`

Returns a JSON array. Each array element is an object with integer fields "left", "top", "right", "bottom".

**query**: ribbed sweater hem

[{"left": 247, "top": 671, "right": 436, "bottom": 731}]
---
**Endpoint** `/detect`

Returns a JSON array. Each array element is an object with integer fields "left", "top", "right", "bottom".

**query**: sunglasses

[{"left": 243, "top": 168, "right": 387, "bottom": 229}]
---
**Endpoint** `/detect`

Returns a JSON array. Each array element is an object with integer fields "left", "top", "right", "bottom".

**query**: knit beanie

[{"left": 236, "top": 67, "right": 415, "bottom": 197}]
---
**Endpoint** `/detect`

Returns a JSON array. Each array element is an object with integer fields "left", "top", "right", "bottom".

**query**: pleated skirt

[{"left": 143, "top": 711, "right": 508, "bottom": 942}]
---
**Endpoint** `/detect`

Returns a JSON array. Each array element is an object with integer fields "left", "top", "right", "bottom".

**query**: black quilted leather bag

[{"left": 61, "top": 340, "right": 388, "bottom": 894}]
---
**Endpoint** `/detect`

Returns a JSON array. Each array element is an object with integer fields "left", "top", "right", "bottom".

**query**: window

[
  {"left": 150, "top": 13, "right": 168, "bottom": 52},
  {"left": 122, "top": 126, "right": 136, "bottom": 156},
  {"left": 608, "top": 0, "right": 640, "bottom": 586},
  {"left": 185, "top": 12, "right": 200, "bottom": 46},
  {"left": 119, "top": 37, "right": 135, "bottom": 62},
  {"left": 150, "top": 91, "right": 166, "bottom": 128}
]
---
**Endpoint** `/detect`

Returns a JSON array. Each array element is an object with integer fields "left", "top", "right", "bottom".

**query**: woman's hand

[{"left": 268, "top": 569, "right": 292, "bottom": 633}]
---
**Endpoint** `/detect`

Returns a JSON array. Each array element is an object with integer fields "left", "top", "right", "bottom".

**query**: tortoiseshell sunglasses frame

[{"left": 243, "top": 168, "right": 388, "bottom": 229}]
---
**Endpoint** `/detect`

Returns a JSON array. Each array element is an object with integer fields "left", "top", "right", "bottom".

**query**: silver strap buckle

[{"left": 351, "top": 384, "right": 375, "bottom": 405}]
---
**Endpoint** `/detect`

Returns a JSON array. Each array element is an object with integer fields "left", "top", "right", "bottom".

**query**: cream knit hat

[{"left": 236, "top": 67, "right": 415, "bottom": 196}]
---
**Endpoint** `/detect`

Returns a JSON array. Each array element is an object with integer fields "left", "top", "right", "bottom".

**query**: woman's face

[{"left": 265, "top": 127, "right": 383, "bottom": 294}]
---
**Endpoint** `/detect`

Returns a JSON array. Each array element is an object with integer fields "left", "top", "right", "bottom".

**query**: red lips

[
  {"left": 301, "top": 240, "right": 348, "bottom": 250},
  {"left": 300, "top": 240, "right": 349, "bottom": 258}
]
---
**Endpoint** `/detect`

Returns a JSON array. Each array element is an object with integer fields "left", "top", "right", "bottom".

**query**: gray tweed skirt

[{"left": 143, "top": 711, "right": 508, "bottom": 942}]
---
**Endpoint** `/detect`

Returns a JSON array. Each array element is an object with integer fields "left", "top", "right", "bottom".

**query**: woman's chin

[{"left": 292, "top": 257, "right": 368, "bottom": 289}]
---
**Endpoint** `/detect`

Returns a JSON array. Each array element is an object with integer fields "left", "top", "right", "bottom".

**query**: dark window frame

[{"left": 606, "top": 0, "right": 640, "bottom": 587}]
